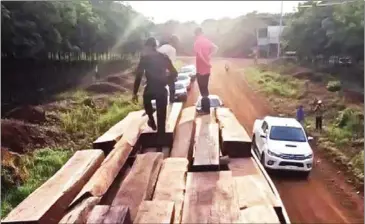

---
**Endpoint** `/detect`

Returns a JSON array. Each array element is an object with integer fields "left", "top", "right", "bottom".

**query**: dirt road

[{"left": 181, "top": 57, "right": 364, "bottom": 224}]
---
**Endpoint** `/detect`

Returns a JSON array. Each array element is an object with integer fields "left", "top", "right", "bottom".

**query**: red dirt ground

[{"left": 181, "top": 57, "right": 364, "bottom": 224}]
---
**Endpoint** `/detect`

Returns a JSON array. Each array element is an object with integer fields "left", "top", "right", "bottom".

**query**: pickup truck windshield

[{"left": 269, "top": 126, "right": 306, "bottom": 142}]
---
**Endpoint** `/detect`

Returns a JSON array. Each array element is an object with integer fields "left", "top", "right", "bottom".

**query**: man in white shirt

[{"left": 157, "top": 35, "right": 179, "bottom": 103}]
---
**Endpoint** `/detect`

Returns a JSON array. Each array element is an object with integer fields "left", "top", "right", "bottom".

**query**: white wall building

[{"left": 256, "top": 25, "right": 286, "bottom": 57}]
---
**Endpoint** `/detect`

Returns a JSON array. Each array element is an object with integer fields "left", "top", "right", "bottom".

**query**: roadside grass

[
  {"left": 1, "top": 148, "right": 72, "bottom": 217},
  {"left": 245, "top": 64, "right": 364, "bottom": 190},
  {"left": 2, "top": 91, "right": 142, "bottom": 218},
  {"left": 245, "top": 67, "right": 304, "bottom": 98}
]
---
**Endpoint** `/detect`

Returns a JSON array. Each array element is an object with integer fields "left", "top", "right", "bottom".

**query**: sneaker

[{"left": 147, "top": 118, "right": 157, "bottom": 131}]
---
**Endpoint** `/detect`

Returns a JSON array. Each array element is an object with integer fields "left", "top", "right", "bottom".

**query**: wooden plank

[
  {"left": 192, "top": 115, "right": 220, "bottom": 171},
  {"left": 140, "top": 103, "right": 182, "bottom": 148},
  {"left": 87, "top": 205, "right": 131, "bottom": 224},
  {"left": 59, "top": 197, "right": 101, "bottom": 224},
  {"left": 166, "top": 102, "right": 183, "bottom": 133},
  {"left": 112, "top": 152, "right": 164, "bottom": 221},
  {"left": 134, "top": 200, "right": 175, "bottom": 224},
  {"left": 2, "top": 150, "right": 104, "bottom": 224},
  {"left": 182, "top": 171, "right": 240, "bottom": 223},
  {"left": 71, "top": 114, "right": 147, "bottom": 207},
  {"left": 239, "top": 205, "right": 280, "bottom": 224},
  {"left": 142, "top": 147, "right": 170, "bottom": 158},
  {"left": 228, "top": 158, "right": 279, "bottom": 208},
  {"left": 93, "top": 110, "right": 145, "bottom": 153},
  {"left": 86, "top": 205, "right": 109, "bottom": 224},
  {"left": 153, "top": 158, "right": 188, "bottom": 224},
  {"left": 250, "top": 152, "right": 291, "bottom": 224},
  {"left": 216, "top": 107, "right": 252, "bottom": 157},
  {"left": 170, "top": 107, "right": 196, "bottom": 159}
]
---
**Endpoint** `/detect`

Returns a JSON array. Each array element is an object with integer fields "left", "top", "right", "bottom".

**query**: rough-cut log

[
  {"left": 140, "top": 103, "right": 182, "bottom": 148},
  {"left": 93, "top": 110, "right": 145, "bottom": 153},
  {"left": 192, "top": 115, "right": 220, "bottom": 171},
  {"left": 182, "top": 171, "right": 240, "bottom": 223},
  {"left": 112, "top": 152, "right": 164, "bottom": 221},
  {"left": 142, "top": 147, "right": 170, "bottom": 158},
  {"left": 216, "top": 107, "right": 251, "bottom": 157},
  {"left": 166, "top": 102, "right": 183, "bottom": 133},
  {"left": 86, "top": 205, "right": 131, "bottom": 224},
  {"left": 2, "top": 150, "right": 105, "bottom": 224},
  {"left": 71, "top": 114, "right": 147, "bottom": 207},
  {"left": 170, "top": 107, "right": 196, "bottom": 159},
  {"left": 59, "top": 197, "right": 101, "bottom": 224},
  {"left": 134, "top": 200, "right": 175, "bottom": 224},
  {"left": 228, "top": 158, "right": 279, "bottom": 208},
  {"left": 239, "top": 205, "right": 280, "bottom": 223},
  {"left": 153, "top": 158, "right": 188, "bottom": 224}
]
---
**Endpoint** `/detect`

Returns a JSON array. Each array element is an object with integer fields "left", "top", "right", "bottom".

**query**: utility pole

[{"left": 277, "top": 0, "right": 284, "bottom": 59}]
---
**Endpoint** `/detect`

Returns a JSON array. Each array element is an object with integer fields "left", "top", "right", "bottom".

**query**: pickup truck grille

[
  {"left": 280, "top": 154, "right": 305, "bottom": 160},
  {"left": 279, "top": 161, "right": 304, "bottom": 167}
]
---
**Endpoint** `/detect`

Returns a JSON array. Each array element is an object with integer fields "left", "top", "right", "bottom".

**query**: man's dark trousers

[
  {"left": 143, "top": 88, "right": 167, "bottom": 147},
  {"left": 197, "top": 73, "right": 210, "bottom": 112}
]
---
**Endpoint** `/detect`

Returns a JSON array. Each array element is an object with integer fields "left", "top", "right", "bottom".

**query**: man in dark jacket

[{"left": 133, "top": 37, "right": 178, "bottom": 146}]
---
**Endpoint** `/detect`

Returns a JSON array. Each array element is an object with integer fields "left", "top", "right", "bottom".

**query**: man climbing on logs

[
  {"left": 194, "top": 27, "right": 218, "bottom": 114},
  {"left": 133, "top": 37, "right": 178, "bottom": 148}
]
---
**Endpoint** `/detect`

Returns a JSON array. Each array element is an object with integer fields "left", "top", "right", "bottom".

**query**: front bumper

[{"left": 264, "top": 153, "right": 313, "bottom": 172}]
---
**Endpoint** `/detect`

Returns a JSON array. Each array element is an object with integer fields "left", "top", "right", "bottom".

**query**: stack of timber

[
  {"left": 111, "top": 152, "right": 164, "bottom": 221},
  {"left": 93, "top": 110, "right": 145, "bottom": 153},
  {"left": 181, "top": 171, "right": 240, "bottom": 223},
  {"left": 192, "top": 113, "right": 220, "bottom": 171},
  {"left": 216, "top": 107, "right": 251, "bottom": 157},
  {"left": 152, "top": 158, "right": 188, "bottom": 223},
  {"left": 139, "top": 102, "right": 183, "bottom": 149},
  {"left": 2, "top": 104, "right": 290, "bottom": 224},
  {"left": 170, "top": 107, "right": 196, "bottom": 159},
  {"left": 70, "top": 112, "right": 148, "bottom": 207}
]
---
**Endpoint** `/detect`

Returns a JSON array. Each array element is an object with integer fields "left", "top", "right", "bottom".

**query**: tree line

[
  {"left": 283, "top": 0, "right": 364, "bottom": 63},
  {"left": 1, "top": 1, "right": 152, "bottom": 60}
]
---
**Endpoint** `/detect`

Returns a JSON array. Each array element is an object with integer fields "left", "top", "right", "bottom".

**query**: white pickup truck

[{"left": 252, "top": 116, "right": 314, "bottom": 177}]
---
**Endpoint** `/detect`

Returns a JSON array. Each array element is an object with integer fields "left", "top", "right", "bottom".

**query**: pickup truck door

[{"left": 256, "top": 121, "right": 268, "bottom": 154}]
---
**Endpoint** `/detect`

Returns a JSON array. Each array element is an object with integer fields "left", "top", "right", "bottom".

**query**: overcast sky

[{"left": 126, "top": 1, "right": 304, "bottom": 24}]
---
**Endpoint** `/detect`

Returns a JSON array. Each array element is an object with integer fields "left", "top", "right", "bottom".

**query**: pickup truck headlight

[
  {"left": 305, "top": 153, "right": 313, "bottom": 159},
  {"left": 267, "top": 150, "right": 281, "bottom": 157}
]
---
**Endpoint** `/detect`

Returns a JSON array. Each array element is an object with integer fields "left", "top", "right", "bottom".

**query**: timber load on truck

[{"left": 2, "top": 101, "right": 290, "bottom": 224}]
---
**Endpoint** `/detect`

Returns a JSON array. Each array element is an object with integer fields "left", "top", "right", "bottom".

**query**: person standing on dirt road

[
  {"left": 157, "top": 35, "right": 179, "bottom": 104},
  {"left": 133, "top": 37, "right": 178, "bottom": 148},
  {"left": 313, "top": 100, "right": 324, "bottom": 132},
  {"left": 194, "top": 27, "right": 218, "bottom": 113}
]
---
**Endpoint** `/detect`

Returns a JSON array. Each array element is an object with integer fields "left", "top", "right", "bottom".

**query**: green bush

[
  {"left": 350, "top": 150, "right": 364, "bottom": 172},
  {"left": 327, "top": 80, "right": 342, "bottom": 92}
]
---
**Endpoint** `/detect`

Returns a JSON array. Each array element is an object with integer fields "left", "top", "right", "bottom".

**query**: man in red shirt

[{"left": 193, "top": 27, "right": 218, "bottom": 112}]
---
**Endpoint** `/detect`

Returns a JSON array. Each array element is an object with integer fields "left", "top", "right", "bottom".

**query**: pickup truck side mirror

[{"left": 308, "top": 136, "right": 314, "bottom": 141}]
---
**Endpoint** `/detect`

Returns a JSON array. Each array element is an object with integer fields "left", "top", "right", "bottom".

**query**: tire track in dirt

[{"left": 179, "top": 57, "right": 364, "bottom": 224}]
